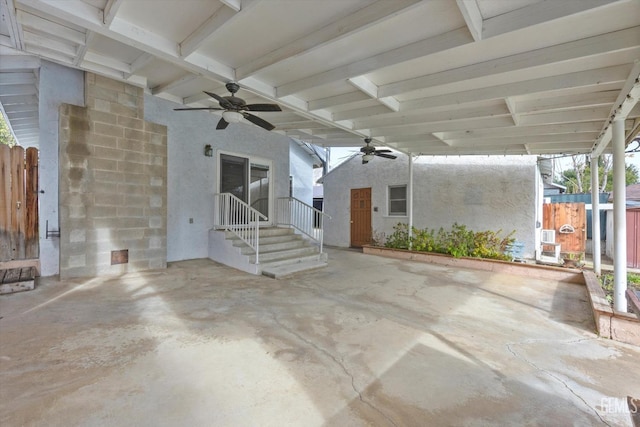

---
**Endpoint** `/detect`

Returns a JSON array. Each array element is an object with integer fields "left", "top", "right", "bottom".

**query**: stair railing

[
  {"left": 214, "top": 193, "right": 267, "bottom": 264},
  {"left": 276, "top": 197, "right": 331, "bottom": 254}
]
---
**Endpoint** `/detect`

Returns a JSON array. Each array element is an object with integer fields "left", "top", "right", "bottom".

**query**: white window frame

[
  {"left": 388, "top": 184, "right": 407, "bottom": 216},
  {"left": 217, "top": 150, "right": 274, "bottom": 225}
]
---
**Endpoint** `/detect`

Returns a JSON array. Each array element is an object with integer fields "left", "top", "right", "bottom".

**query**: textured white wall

[
  {"left": 38, "top": 61, "right": 85, "bottom": 276},
  {"left": 289, "top": 141, "right": 314, "bottom": 205},
  {"left": 323, "top": 154, "right": 539, "bottom": 257},
  {"left": 144, "top": 95, "right": 291, "bottom": 262}
]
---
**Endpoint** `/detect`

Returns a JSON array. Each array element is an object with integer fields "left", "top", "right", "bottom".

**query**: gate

[
  {"left": 542, "top": 202, "right": 586, "bottom": 253},
  {"left": 0, "top": 145, "right": 39, "bottom": 293}
]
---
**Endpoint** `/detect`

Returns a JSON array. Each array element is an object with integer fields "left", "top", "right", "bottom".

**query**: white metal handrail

[
  {"left": 214, "top": 193, "right": 267, "bottom": 263},
  {"left": 276, "top": 197, "right": 331, "bottom": 254}
]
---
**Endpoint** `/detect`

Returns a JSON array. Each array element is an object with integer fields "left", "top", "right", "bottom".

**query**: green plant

[
  {"left": 561, "top": 251, "right": 584, "bottom": 261},
  {"left": 599, "top": 272, "right": 640, "bottom": 305},
  {"left": 383, "top": 222, "right": 515, "bottom": 261},
  {"left": 384, "top": 223, "right": 411, "bottom": 249},
  {"left": 371, "top": 230, "right": 387, "bottom": 247},
  {"left": 472, "top": 229, "right": 515, "bottom": 260}
]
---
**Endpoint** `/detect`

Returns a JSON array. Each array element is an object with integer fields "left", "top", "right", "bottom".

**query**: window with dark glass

[{"left": 388, "top": 185, "right": 407, "bottom": 216}]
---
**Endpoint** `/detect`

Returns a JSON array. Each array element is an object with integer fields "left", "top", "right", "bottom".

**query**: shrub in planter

[{"left": 381, "top": 223, "right": 515, "bottom": 261}]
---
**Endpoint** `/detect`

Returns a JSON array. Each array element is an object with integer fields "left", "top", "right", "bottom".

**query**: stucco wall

[
  {"left": 322, "top": 154, "right": 539, "bottom": 258},
  {"left": 38, "top": 61, "right": 84, "bottom": 277},
  {"left": 289, "top": 140, "right": 315, "bottom": 205},
  {"left": 37, "top": 61, "right": 297, "bottom": 274},
  {"left": 143, "top": 95, "right": 291, "bottom": 262}
]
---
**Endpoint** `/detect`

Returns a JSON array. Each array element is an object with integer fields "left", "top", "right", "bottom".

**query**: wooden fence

[
  {"left": 542, "top": 202, "right": 586, "bottom": 253},
  {"left": 1, "top": 145, "right": 39, "bottom": 262}
]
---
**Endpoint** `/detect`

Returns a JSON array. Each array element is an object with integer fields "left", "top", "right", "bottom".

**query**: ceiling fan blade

[
  {"left": 375, "top": 149, "right": 393, "bottom": 153},
  {"left": 173, "top": 107, "right": 224, "bottom": 111},
  {"left": 244, "top": 103, "right": 282, "bottom": 112},
  {"left": 243, "top": 113, "right": 275, "bottom": 131},
  {"left": 217, "top": 118, "right": 229, "bottom": 130},
  {"left": 376, "top": 153, "right": 397, "bottom": 159},
  {"left": 204, "top": 90, "right": 232, "bottom": 109}
]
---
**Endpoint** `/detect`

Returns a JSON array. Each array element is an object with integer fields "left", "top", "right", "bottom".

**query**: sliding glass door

[{"left": 219, "top": 153, "right": 271, "bottom": 223}]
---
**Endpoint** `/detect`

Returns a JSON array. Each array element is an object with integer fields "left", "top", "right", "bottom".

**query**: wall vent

[{"left": 111, "top": 249, "right": 129, "bottom": 265}]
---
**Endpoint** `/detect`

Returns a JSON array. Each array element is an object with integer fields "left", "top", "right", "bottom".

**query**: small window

[{"left": 388, "top": 185, "right": 407, "bottom": 216}]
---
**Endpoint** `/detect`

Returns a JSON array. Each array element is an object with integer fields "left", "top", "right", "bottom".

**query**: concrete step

[
  {"left": 258, "top": 227, "right": 295, "bottom": 237},
  {"left": 260, "top": 253, "right": 324, "bottom": 268},
  {"left": 255, "top": 246, "right": 319, "bottom": 263},
  {"left": 241, "top": 239, "right": 307, "bottom": 254},
  {"left": 232, "top": 233, "right": 300, "bottom": 247},
  {"left": 219, "top": 226, "right": 327, "bottom": 277},
  {"left": 261, "top": 259, "right": 328, "bottom": 279}
]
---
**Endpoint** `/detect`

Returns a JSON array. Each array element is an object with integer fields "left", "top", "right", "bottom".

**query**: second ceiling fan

[
  {"left": 174, "top": 82, "right": 282, "bottom": 131},
  {"left": 360, "top": 138, "right": 397, "bottom": 164}
]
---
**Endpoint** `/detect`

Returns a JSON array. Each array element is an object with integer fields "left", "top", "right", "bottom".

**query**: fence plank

[
  {"left": 10, "top": 146, "right": 25, "bottom": 260},
  {"left": 542, "top": 202, "right": 586, "bottom": 253},
  {"left": 0, "top": 145, "right": 11, "bottom": 261},
  {"left": 25, "top": 147, "right": 39, "bottom": 259}
]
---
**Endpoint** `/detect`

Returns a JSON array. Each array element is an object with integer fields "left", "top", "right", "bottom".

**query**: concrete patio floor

[{"left": 1, "top": 248, "right": 639, "bottom": 426}]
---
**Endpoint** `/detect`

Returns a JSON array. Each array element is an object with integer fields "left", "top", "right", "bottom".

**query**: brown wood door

[
  {"left": 542, "top": 202, "right": 586, "bottom": 253},
  {"left": 350, "top": 187, "right": 371, "bottom": 247}
]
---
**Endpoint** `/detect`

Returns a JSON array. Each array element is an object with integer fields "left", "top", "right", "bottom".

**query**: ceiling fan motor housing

[{"left": 225, "top": 82, "right": 240, "bottom": 94}]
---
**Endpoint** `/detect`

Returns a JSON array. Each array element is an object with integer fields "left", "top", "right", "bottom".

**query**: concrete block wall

[{"left": 58, "top": 73, "right": 167, "bottom": 278}]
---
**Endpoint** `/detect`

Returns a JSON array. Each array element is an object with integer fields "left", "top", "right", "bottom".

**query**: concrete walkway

[{"left": 1, "top": 248, "right": 638, "bottom": 426}]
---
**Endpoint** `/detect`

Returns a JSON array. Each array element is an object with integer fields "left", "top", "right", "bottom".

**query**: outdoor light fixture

[
  {"left": 204, "top": 144, "right": 213, "bottom": 157},
  {"left": 222, "top": 111, "right": 243, "bottom": 123},
  {"left": 362, "top": 153, "right": 375, "bottom": 162}
]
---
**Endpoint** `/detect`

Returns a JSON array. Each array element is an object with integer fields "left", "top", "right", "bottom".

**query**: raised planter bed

[
  {"left": 363, "top": 245, "right": 583, "bottom": 283},
  {"left": 363, "top": 245, "right": 640, "bottom": 347},
  {"left": 626, "top": 288, "right": 640, "bottom": 320},
  {"left": 584, "top": 271, "right": 640, "bottom": 346}
]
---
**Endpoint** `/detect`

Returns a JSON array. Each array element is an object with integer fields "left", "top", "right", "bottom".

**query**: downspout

[{"left": 590, "top": 155, "right": 601, "bottom": 275}]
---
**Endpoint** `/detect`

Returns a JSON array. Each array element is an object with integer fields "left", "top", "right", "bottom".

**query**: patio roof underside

[{"left": 1, "top": 0, "right": 639, "bottom": 156}]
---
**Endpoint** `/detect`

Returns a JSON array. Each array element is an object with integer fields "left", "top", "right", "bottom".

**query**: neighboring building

[
  {"left": 606, "top": 184, "right": 640, "bottom": 266},
  {"left": 320, "top": 153, "right": 542, "bottom": 259},
  {"left": 622, "top": 183, "right": 640, "bottom": 204},
  {"left": 289, "top": 139, "right": 325, "bottom": 206},
  {"left": 539, "top": 157, "right": 567, "bottom": 196}
]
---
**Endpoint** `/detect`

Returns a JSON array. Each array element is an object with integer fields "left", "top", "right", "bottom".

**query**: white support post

[
  {"left": 590, "top": 156, "right": 601, "bottom": 275},
  {"left": 612, "top": 119, "right": 628, "bottom": 312},
  {"left": 408, "top": 155, "right": 414, "bottom": 249}
]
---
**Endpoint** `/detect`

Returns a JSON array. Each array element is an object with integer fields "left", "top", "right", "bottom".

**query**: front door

[{"left": 350, "top": 187, "right": 372, "bottom": 247}]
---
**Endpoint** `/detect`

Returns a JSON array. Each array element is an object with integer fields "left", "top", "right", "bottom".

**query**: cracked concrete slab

[{"left": 1, "top": 248, "right": 639, "bottom": 426}]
